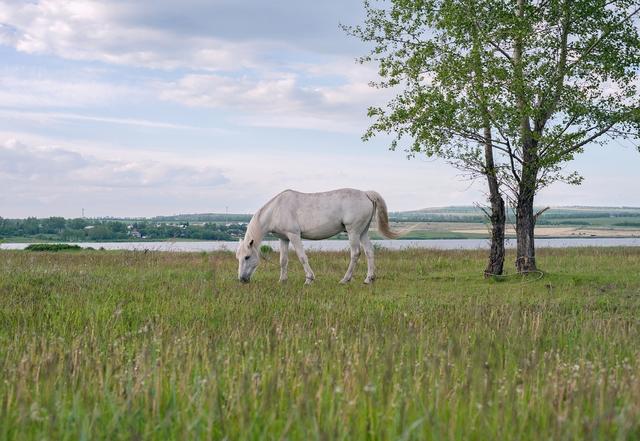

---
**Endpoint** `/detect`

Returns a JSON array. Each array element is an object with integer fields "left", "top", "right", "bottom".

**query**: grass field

[{"left": 1, "top": 248, "right": 640, "bottom": 440}]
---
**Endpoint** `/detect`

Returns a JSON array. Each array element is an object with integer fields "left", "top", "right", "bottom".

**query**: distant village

[{"left": 0, "top": 217, "right": 249, "bottom": 242}]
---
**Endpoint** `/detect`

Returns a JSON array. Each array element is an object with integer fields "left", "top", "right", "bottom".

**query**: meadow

[{"left": 1, "top": 247, "right": 639, "bottom": 440}]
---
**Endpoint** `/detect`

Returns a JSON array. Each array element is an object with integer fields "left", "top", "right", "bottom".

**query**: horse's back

[
  {"left": 279, "top": 188, "right": 372, "bottom": 214},
  {"left": 270, "top": 189, "right": 373, "bottom": 239}
]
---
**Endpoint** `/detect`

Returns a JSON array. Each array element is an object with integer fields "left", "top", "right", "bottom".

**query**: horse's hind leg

[
  {"left": 361, "top": 233, "right": 375, "bottom": 284},
  {"left": 279, "top": 239, "right": 289, "bottom": 283},
  {"left": 340, "top": 232, "right": 361, "bottom": 284},
  {"left": 287, "top": 233, "right": 315, "bottom": 285}
]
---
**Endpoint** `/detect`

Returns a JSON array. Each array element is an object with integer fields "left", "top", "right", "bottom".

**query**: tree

[
  {"left": 344, "top": 0, "right": 511, "bottom": 275},
  {"left": 42, "top": 217, "right": 66, "bottom": 234},
  {"left": 347, "top": 0, "right": 640, "bottom": 272}
]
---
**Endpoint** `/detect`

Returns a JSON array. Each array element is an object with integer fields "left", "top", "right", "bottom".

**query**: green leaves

[{"left": 347, "top": 0, "right": 640, "bottom": 194}]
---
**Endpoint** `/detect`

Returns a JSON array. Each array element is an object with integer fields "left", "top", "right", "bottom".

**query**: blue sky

[{"left": 0, "top": 0, "right": 638, "bottom": 218}]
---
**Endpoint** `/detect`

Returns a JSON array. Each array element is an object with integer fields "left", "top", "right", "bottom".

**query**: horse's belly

[{"left": 300, "top": 222, "right": 344, "bottom": 240}]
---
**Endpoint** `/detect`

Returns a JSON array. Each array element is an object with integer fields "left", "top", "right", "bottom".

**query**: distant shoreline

[
  {"left": 2, "top": 232, "right": 640, "bottom": 244},
  {"left": 2, "top": 237, "right": 639, "bottom": 253}
]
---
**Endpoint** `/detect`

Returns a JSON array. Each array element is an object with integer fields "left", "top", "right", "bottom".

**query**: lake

[{"left": 1, "top": 237, "right": 639, "bottom": 251}]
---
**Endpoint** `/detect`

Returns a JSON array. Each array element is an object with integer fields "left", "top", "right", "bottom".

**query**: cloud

[
  {"left": 0, "top": 109, "right": 205, "bottom": 130},
  {"left": 0, "top": 0, "right": 258, "bottom": 71},
  {"left": 158, "top": 61, "right": 390, "bottom": 132},
  {"left": 0, "top": 1, "right": 384, "bottom": 133},
  {"left": 115, "top": 0, "right": 364, "bottom": 53},
  {"left": 0, "top": 136, "right": 227, "bottom": 217},
  {"left": 0, "top": 138, "right": 227, "bottom": 188},
  {"left": 0, "top": 133, "right": 480, "bottom": 217},
  {"left": 0, "top": 70, "right": 139, "bottom": 108},
  {"left": 0, "top": 0, "right": 364, "bottom": 71}
]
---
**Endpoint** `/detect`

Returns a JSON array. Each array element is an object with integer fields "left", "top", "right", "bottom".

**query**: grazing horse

[{"left": 236, "top": 188, "right": 400, "bottom": 285}]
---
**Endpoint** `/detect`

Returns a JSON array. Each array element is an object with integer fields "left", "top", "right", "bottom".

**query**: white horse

[{"left": 236, "top": 188, "right": 400, "bottom": 285}]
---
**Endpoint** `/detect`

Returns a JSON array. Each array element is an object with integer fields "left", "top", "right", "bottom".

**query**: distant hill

[
  {"left": 390, "top": 206, "right": 640, "bottom": 225},
  {"left": 108, "top": 206, "right": 640, "bottom": 225},
  {"left": 150, "top": 213, "right": 251, "bottom": 223}
]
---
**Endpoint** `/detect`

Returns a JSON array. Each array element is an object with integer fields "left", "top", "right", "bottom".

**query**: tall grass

[{"left": 1, "top": 248, "right": 639, "bottom": 440}]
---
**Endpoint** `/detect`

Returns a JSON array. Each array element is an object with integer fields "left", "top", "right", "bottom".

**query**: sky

[{"left": 0, "top": 0, "right": 638, "bottom": 218}]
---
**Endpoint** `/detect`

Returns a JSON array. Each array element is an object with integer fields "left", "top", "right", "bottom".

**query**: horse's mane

[
  {"left": 245, "top": 189, "right": 290, "bottom": 244},
  {"left": 245, "top": 211, "right": 264, "bottom": 243}
]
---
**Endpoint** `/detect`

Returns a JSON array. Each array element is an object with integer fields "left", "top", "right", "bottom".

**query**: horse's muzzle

[{"left": 239, "top": 276, "right": 250, "bottom": 284}]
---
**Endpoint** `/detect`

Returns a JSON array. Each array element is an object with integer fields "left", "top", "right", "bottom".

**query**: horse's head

[{"left": 236, "top": 238, "right": 259, "bottom": 283}]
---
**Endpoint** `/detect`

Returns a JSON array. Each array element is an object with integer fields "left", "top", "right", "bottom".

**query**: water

[{"left": 1, "top": 237, "right": 638, "bottom": 252}]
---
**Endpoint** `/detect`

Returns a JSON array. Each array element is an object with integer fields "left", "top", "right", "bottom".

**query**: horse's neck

[{"left": 246, "top": 209, "right": 266, "bottom": 245}]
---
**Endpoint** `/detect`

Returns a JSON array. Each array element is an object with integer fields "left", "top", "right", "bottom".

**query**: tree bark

[
  {"left": 483, "top": 126, "right": 506, "bottom": 277},
  {"left": 485, "top": 187, "right": 506, "bottom": 277},
  {"left": 469, "top": 12, "right": 506, "bottom": 277},
  {"left": 515, "top": 169, "right": 538, "bottom": 272},
  {"left": 516, "top": 195, "right": 536, "bottom": 272},
  {"left": 512, "top": 0, "right": 539, "bottom": 273}
]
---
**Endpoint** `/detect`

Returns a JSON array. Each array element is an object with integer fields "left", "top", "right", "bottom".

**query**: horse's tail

[{"left": 365, "top": 191, "right": 403, "bottom": 239}]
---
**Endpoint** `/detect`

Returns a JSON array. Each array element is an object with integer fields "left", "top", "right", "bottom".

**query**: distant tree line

[
  {"left": 151, "top": 213, "right": 252, "bottom": 223},
  {"left": 0, "top": 217, "right": 247, "bottom": 242},
  {"left": 391, "top": 210, "right": 640, "bottom": 224}
]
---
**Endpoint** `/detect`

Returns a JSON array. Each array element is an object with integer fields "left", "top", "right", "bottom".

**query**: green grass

[{"left": 1, "top": 248, "right": 639, "bottom": 440}]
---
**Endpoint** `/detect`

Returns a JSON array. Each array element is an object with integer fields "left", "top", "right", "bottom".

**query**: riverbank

[{"left": 1, "top": 237, "right": 639, "bottom": 251}]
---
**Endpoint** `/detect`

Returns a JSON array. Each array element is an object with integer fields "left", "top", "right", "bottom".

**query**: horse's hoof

[
  {"left": 304, "top": 278, "right": 314, "bottom": 285},
  {"left": 339, "top": 278, "right": 351, "bottom": 284},
  {"left": 279, "top": 278, "right": 288, "bottom": 283}
]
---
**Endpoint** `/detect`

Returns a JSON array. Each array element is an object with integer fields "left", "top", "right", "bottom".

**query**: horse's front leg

[
  {"left": 287, "top": 234, "right": 315, "bottom": 285},
  {"left": 279, "top": 239, "right": 289, "bottom": 283}
]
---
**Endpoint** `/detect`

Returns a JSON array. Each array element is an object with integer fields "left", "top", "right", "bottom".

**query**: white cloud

[
  {"left": 0, "top": 70, "right": 139, "bottom": 108},
  {"left": 2, "top": 1, "right": 635, "bottom": 219},
  {"left": 0, "top": 109, "right": 205, "bottom": 130},
  {"left": 2, "top": 131, "right": 637, "bottom": 218},
  {"left": 158, "top": 61, "right": 391, "bottom": 132},
  {"left": 0, "top": 138, "right": 230, "bottom": 217},
  {"left": 0, "top": 133, "right": 478, "bottom": 217},
  {"left": 0, "top": 138, "right": 227, "bottom": 188},
  {"left": 0, "top": 1, "right": 388, "bottom": 133},
  {"left": 0, "top": 0, "right": 259, "bottom": 71}
]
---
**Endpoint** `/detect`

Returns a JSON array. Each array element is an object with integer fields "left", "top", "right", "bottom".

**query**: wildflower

[{"left": 364, "top": 383, "right": 376, "bottom": 393}]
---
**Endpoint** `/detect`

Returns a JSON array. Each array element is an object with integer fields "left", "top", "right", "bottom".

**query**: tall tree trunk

[
  {"left": 469, "top": 14, "right": 506, "bottom": 277},
  {"left": 516, "top": 192, "right": 536, "bottom": 272},
  {"left": 515, "top": 162, "right": 538, "bottom": 272},
  {"left": 483, "top": 126, "right": 506, "bottom": 277},
  {"left": 485, "top": 186, "right": 506, "bottom": 276},
  {"left": 512, "top": 0, "right": 538, "bottom": 273}
]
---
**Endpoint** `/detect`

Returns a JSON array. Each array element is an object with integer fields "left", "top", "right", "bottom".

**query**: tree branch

[
  {"left": 534, "top": 206, "right": 550, "bottom": 222},
  {"left": 513, "top": 0, "right": 534, "bottom": 150},
  {"left": 471, "top": 15, "right": 514, "bottom": 64},
  {"left": 556, "top": 121, "right": 617, "bottom": 157},
  {"left": 536, "top": 0, "right": 571, "bottom": 129},
  {"left": 539, "top": 114, "right": 579, "bottom": 156},
  {"left": 505, "top": 139, "right": 522, "bottom": 184},
  {"left": 487, "top": 39, "right": 515, "bottom": 64},
  {"left": 567, "top": 5, "right": 640, "bottom": 71}
]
